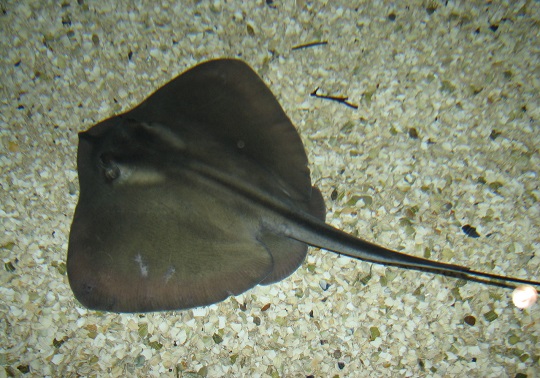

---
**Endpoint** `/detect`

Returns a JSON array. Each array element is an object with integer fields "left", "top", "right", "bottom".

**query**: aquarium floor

[{"left": 1, "top": 1, "right": 539, "bottom": 377}]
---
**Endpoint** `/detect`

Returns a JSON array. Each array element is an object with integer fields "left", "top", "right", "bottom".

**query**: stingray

[{"left": 67, "top": 59, "right": 539, "bottom": 313}]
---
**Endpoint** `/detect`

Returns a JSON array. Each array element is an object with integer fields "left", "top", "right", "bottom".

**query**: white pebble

[{"left": 512, "top": 285, "right": 538, "bottom": 309}]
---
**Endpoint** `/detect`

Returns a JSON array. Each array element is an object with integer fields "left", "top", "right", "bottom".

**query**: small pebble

[
  {"left": 464, "top": 315, "right": 476, "bottom": 326},
  {"left": 512, "top": 285, "right": 538, "bottom": 309}
]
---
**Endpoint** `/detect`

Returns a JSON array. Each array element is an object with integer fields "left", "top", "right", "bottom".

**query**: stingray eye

[{"left": 99, "top": 153, "right": 121, "bottom": 182}]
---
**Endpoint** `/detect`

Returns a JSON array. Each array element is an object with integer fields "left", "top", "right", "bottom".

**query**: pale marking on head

[
  {"left": 116, "top": 164, "right": 166, "bottom": 186},
  {"left": 141, "top": 122, "right": 186, "bottom": 150}
]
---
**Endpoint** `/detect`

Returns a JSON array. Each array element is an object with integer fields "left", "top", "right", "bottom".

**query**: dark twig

[
  {"left": 291, "top": 41, "right": 328, "bottom": 50},
  {"left": 310, "top": 87, "right": 358, "bottom": 109}
]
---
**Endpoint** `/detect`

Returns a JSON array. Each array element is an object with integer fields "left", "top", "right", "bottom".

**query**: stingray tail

[
  {"left": 284, "top": 213, "right": 540, "bottom": 289},
  {"left": 192, "top": 159, "right": 539, "bottom": 290}
]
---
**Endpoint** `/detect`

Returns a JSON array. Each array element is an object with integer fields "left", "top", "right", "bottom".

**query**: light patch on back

[
  {"left": 134, "top": 254, "right": 149, "bottom": 278},
  {"left": 164, "top": 266, "right": 176, "bottom": 283}
]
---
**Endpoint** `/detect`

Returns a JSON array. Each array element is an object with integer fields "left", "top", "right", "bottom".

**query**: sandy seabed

[{"left": 1, "top": 1, "right": 539, "bottom": 377}]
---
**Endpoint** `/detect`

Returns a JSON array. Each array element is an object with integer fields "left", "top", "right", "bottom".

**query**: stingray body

[{"left": 67, "top": 59, "right": 539, "bottom": 313}]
